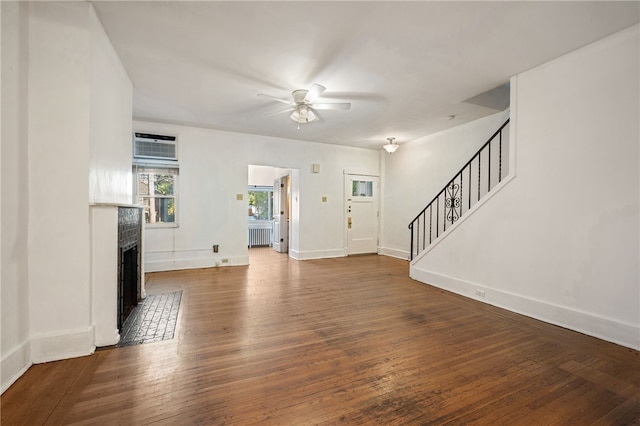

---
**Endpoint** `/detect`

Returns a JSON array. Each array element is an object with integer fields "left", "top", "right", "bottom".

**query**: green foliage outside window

[
  {"left": 248, "top": 188, "right": 273, "bottom": 220},
  {"left": 137, "top": 169, "right": 177, "bottom": 225}
]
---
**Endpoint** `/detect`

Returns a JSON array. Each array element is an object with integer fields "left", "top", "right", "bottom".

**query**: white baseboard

[
  {"left": 378, "top": 246, "right": 410, "bottom": 261},
  {"left": 30, "top": 327, "right": 96, "bottom": 364},
  {"left": 1, "top": 340, "right": 31, "bottom": 394},
  {"left": 95, "top": 328, "right": 120, "bottom": 348},
  {"left": 411, "top": 266, "right": 640, "bottom": 351},
  {"left": 289, "top": 248, "right": 346, "bottom": 260},
  {"left": 145, "top": 252, "right": 249, "bottom": 272}
]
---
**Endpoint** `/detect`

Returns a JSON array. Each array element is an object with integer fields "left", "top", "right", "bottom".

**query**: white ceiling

[{"left": 91, "top": 1, "right": 639, "bottom": 150}]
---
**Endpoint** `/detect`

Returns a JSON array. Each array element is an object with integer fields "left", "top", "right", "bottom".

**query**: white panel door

[
  {"left": 272, "top": 176, "right": 289, "bottom": 253},
  {"left": 345, "top": 174, "right": 379, "bottom": 255}
]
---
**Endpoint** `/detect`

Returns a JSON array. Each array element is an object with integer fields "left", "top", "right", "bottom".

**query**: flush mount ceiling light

[{"left": 383, "top": 137, "right": 400, "bottom": 153}]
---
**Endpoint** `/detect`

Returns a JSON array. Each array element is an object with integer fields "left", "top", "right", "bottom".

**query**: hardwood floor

[{"left": 2, "top": 248, "right": 639, "bottom": 425}]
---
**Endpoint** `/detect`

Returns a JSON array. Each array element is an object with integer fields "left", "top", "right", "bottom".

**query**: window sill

[{"left": 145, "top": 223, "right": 179, "bottom": 229}]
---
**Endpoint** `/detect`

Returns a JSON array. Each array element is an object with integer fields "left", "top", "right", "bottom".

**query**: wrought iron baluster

[
  {"left": 429, "top": 205, "right": 432, "bottom": 244},
  {"left": 443, "top": 191, "right": 446, "bottom": 233},
  {"left": 499, "top": 129, "right": 502, "bottom": 182},
  {"left": 478, "top": 151, "right": 481, "bottom": 202},
  {"left": 488, "top": 141, "right": 491, "bottom": 192},
  {"left": 436, "top": 197, "right": 440, "bottom": 238},
  {"left": 416, "top": 219, "right": 420, "bottom": 257},
  {"left": 410, "top": 224, "right": 414, "bottom": 260},
  {"left": 469, "top": 164, "right": 472, "bottom": 210},
  {"left": 422, "top": 212, "right": 427, "bottom": 250},
  {"left": 460, "top": 168, "right": 464, "bottom": 216}
]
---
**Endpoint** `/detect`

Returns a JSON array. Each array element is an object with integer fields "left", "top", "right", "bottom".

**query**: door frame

[
  {"left": 343, "top": 172, "right": 380, "bottom": 255},
  {"left": 248, "top": 165, "right": 299, "bottom": 260}
]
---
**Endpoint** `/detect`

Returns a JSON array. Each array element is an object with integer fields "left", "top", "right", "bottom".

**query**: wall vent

[{"left": 133, "top": 133, "right": 177, "bottom": 161}]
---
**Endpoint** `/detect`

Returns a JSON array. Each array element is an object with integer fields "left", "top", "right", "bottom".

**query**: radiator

[{"left": 248, "top": 227, "right": 272, "bottom": 247}]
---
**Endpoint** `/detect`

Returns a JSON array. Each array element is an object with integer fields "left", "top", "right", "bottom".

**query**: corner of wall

[
  {"left": 1, "top": 340, "right": 31, "bottom": 394},
  {"left": 378, "top": 246, "right": 410, "bottom": 261}
]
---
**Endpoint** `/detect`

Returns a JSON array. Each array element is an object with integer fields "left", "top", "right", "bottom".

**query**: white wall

[
  {"left": 135, "top": 121, "right": 380, "bottom": 270},
  {"left": 248, "top": 164, "right": 277, "bottom": 187},
  {"left": 380, "top": 110, "right": 510, "bottom": 260},
  {"left": 89, "top": 8, "right": 133, "bottom": 204},
  {"left": 411, "top": 25, "right": 640, "bottom": 349},
  {"left": 1, "top": 1, "right": 133, "bottom": 392},
  {"left": 1, "top": 1, "right": 31, "bottom": 393},
  {"left": 27, "top": 1, "right": 94, "bottom": 363}
]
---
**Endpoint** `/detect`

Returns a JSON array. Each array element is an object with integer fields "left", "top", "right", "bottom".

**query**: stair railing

[{"left": 409, "top": 119, "right": 510, "bottom": 261}]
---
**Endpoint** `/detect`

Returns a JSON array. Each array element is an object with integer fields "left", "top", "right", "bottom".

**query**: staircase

[{"left": 409, "top": 119, "right": 510, "bottom": 261}]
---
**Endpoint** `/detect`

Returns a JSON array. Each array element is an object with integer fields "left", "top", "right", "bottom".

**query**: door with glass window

[{"left": 345, "top": 174, "right": 379, "bottom": 255}]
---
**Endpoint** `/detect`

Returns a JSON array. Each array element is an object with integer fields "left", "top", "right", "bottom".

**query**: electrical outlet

[{"left": 475, "top": 289, "right": 486, "bottom": 297}]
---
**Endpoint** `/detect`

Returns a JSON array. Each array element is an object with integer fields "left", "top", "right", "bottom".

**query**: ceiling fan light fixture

[
  {"left": 290, "top": 105, "right": 317, "bottom": 124},
  {"left": 260, "top": 84, "right": 347, "bottom": 127},
  {"left": 383, "top": 137, "right": 399, "bottom": 153}
]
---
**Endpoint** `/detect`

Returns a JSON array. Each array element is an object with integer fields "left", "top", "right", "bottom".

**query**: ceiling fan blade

[
  {"left": 309, "top": 102, "right": 351, "bottom": 110},
  {"left": 267, "top": 106, "right": 295, "bottom": 117},
  {"left": 257, "top": 93, "right": 294, "bottom": 105},
  {"left": 303, "top": 84, "right": 326, "bottom": 103}
]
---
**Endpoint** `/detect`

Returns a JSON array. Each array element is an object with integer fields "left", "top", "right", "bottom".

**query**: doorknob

[{"left": 348, "top": 217, "right": 352, "bottom": 229}]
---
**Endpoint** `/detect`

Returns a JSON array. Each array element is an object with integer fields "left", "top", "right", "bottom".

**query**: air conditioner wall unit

[{"left": 133, "top": 133, "right": 177, "bottom": 161}]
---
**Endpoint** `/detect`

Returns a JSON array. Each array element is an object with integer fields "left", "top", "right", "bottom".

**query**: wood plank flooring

[{"left": 2, "top": 248, "right": 639, "bottom": 425}]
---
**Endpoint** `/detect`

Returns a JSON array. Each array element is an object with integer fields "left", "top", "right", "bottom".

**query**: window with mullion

[
  {"left": 136, "top": 167, "right": 178, "bottom": 226},
  {"left": 248, "top": 186, "right": 273, "bottom": 221}
]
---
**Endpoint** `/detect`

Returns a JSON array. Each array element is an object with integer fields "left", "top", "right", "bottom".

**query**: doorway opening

[{"left": 248, "top": 165, "right": 297, "bottom": 259}]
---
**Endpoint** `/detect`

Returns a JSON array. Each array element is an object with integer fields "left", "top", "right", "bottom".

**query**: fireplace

[{"left": 117, "top": 207, "right": 142, "bottom": 330}]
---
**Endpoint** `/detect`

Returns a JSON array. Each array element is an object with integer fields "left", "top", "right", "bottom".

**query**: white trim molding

[
  {"left": 411, "top": 266, "right": 640, "bottom": 351},
  {"left": 378, "top": 246, "right": 410, "bottom": 261},
  {"left": 289, "top": 248, "right": 346, "bottom": 261},
  {"left": 1, "top": 341, "right": 32, "bottom": 394},
  {"left": 145, "top": 250, "right": 249, "bottom": 272},
  {"left": 30, "top": 326, "right": 96, "bottom": 364}
]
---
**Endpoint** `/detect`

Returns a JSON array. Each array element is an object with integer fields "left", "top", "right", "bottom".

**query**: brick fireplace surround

[
  {"left": 90, "top": 204, "right": 144, "bottom": 347},
  {"left": 117, "top": 207, "right": 142, "bottom": 330}
]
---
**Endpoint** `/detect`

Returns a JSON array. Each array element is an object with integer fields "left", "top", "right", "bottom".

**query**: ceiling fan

[{"left": 258, "top": 84, "right": 351, "bottom": 126}]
